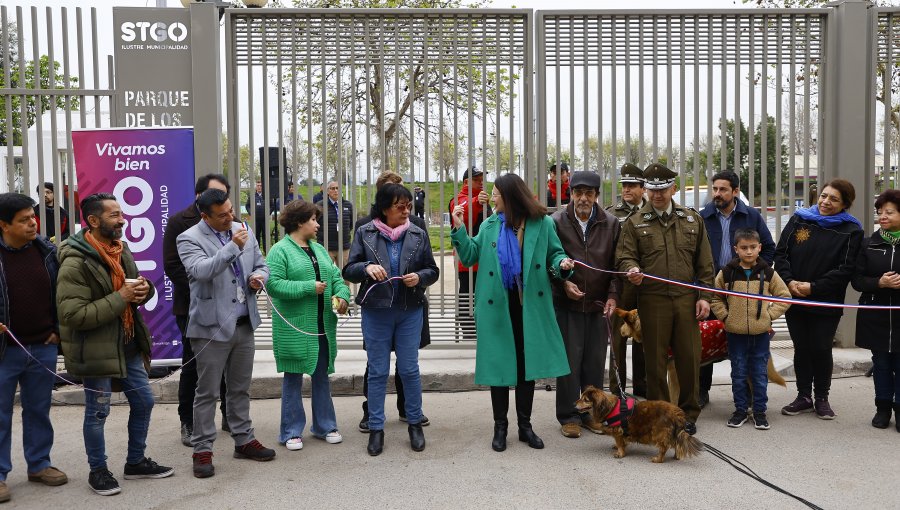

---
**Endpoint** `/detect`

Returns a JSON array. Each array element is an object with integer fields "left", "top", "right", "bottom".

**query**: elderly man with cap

[
  {"left": 551, "top": 171, "right": 620, "bottom": 438},
  {"left": 615, "top": 163, "right": 715, "bottom": 435},
  {"left": 606, "top": 163, "right": 648, "bottom": 399}
]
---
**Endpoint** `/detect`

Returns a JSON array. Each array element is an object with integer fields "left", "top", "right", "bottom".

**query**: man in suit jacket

[
  {"left": 163, "top": 173, "right": 231, "bottom": 446},
  {"left": 177, "top": 189, "right": 273, "bottom": 479}
]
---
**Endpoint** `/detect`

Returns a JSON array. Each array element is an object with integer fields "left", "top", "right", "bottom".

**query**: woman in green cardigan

[
  {"left": 450, "top": 173, "right": 574, "bottom": 452},
  {"left": 266, "top": 200, "right": 351, "bottom": 452}
]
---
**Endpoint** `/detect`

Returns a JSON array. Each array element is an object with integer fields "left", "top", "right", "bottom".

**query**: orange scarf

[{"left": 84, "top": 231, "right": 134, "bottom": 341}]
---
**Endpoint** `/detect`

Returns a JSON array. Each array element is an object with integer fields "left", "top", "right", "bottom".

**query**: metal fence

[
  {"left": 0, "top": 6, "right": 114, "bottom": 240},
  {"left": 225, "top": 9, "right": 533, "bottom": 345},
  {"left": 3, "top": 4, "right": 900, "bottom": 350},
  {"left": 874, "top": 8, "right": 900, "bottom": 196},
  {"left": 536, "top": 10, "right": 829, "bottom": 239}
]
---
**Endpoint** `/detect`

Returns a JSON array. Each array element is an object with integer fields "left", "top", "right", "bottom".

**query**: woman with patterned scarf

[
  {"left": 451, "top": 173, "right": 574, "bottom": 453},
  {"left": 852, "top": 189, "right": 900, "bottom": 432},
  {"left": 775, "top": 179, "right": 863, "bottom": 420}
]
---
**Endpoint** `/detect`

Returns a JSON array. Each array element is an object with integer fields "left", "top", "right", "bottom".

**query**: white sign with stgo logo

[
  {"left": 120, "top": 21, "right": 189, "bottom": 43},
  {"left": 114, "top": 7, "right": 193, "bottom": 128}
]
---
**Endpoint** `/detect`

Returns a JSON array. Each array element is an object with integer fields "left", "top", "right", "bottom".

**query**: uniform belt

[{"left": 235, "top": 315, "right": 250, "bottom": 326}]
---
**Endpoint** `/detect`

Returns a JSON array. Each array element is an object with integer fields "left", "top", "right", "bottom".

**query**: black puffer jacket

[
  {"left": 852, "top": 233, "right": 900, "bottom": 352},
  {"left": 774, "top": 214, "right": 863, "bottom": 316}
]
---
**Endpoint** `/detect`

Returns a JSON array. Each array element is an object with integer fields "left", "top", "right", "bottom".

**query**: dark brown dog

[{"left": 575, "top": 386, "right": 703, "bottom": 463}]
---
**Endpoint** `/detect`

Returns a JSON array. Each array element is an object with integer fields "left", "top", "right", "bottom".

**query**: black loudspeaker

[{"left": 258, "top": 147, "right": 289, "bottom": 202}]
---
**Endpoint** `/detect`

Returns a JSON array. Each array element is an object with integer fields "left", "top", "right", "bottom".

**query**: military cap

[
  {"left": 569, "top": 171, "right": 602, "bottom": 190},
  {"left": 619, "top": 163, "right": 644, "bottom": 184},
  {"left": 643, "top": 162, "right": 677, "bottom": 190}
]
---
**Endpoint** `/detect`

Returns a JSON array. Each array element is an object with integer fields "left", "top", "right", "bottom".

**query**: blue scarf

[
  {"left": 794, "top": 205, "right": 862, "bottom": 229},
  {"left": 496, "top": 213, "right": 523, "bottom": 291}
]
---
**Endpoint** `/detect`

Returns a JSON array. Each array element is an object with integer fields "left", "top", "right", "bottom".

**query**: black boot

[
  {"left": 515, "top": 382, "right": 543, "bottom": 449},
  {"left": 408, "top": 424, "right": 425, "bottom": 452},
  {"left": 895, "top": 403, "right": 900, "bottom": 433},
  {"left": 873, "top": 400, "right": 892, "bottom": 429},
  {"left": 517, "top": 422, "right": 545, "bottom": 449},
  {"left": 490, "top": 386, "right": 510, "bottom": 452},
  {"left": 492, "top": 420, "right": 508, "bottom": 452},
  {"left": 367, "top": 430, "right": 384, "bottom": 456}
]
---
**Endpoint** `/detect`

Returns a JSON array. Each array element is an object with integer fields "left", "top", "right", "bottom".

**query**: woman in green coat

[
  {"left": 266, "top": 200, "right": 351, "bottom": 452},
  {"left": 450, "top": 173, "right": 574, "bottom": 452}
]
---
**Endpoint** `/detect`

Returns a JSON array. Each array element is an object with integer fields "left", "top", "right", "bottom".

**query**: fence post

[
  {"left": 189, "top": 2, "right": 222, "bottom": 179},
  {"left": 823, "top": 0, "right": 872, "bottom": 348}
]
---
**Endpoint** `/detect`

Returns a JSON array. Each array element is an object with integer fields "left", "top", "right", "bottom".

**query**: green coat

[
  {"left": 56, "top": 230, "right": 154, "bottom": 378},
  {"left": 266, "top": 236, "right": 351, "bottom": 374},
  {"left": 451, "top": 214, "right": 571, "bottom": 386}
]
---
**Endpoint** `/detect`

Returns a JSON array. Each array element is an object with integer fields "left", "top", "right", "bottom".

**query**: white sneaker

[
  {"left": 324, "top": 431, "right": 343, "bottom": 444},
  {"left": 285, "top": 437, "right": 303, "bottom": 451}
]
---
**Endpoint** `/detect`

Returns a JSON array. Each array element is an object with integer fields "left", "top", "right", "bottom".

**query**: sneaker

[
  {"left": 560, "top": 423, "right": 581, "bottom": 438},
  {"left": 323, "top": 431, "right": 343, "bottom": 444},
  {"left": 399, "top": 415, "right": 431, "bottom": 426},
  {"left": 814, "top": 398, "right": 836, "bottom": 420},
  {"left": 753, "top": 412, "right": 770, "bottom": 430},
  {"left": 27, "top": 466, "right": 68, "bottom": 486},
  {"left": 123, "top": 457, "right": 174, "bottom": 480},
  {"left": 192, "top": 452, "right": 214, "bottom": 479},
  {"left": 727, "top": 411, "right": 749, "bottom": 428},
  {"left": 0, "top": 481, "right": 9, "bottom": 503},
  {"left": 234, "top": 440, "right": 276, "bottom": 461},
  {"left": 88, "top": 468, "right": 121, "bottom": 496},
  {"left": 285, "top": 437, "right": 304, "bottom": 451},
  {"left": 359, "top": 414, "right": 370, "bottom": 433},
  {"left": 180, "top": 423, "right": 193, "bottom": 447},
  {"left": 781, "top": 395, "right": 814, "bottom": 416}
]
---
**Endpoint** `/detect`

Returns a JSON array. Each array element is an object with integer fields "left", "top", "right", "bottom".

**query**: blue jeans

[
  {"left": 83, "top": 354, "right": 154, "bottom": 471},
  {"left": 727, "top": 332, "right": 770, "bottom": 413},
  {"left": 0, "top": 343, "right": 57, "bottom": 480},
  {"left": 872, "top": 350, "right": 900, "bottom": 403},
  {"left": 279, "top": 347, "right": 338, "bottom": 443},
  {"left": 362, "top": 307, "right": 423, "bottom": 431}
]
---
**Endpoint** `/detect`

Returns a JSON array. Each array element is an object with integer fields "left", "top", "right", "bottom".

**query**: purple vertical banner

[{"left": 72, "top": 127, "right": 195, "bottom": 364}]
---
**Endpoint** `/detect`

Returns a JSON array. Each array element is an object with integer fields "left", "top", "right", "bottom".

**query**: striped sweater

[{"left": 265, "top": 236, "right": 351, "bottom": 374}]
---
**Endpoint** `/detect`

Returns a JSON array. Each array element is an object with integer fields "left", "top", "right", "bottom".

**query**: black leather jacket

[{"left": 343, "top": 222, "right": 439, "bottom": 309}]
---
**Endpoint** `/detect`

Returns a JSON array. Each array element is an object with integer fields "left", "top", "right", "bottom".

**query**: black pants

[
  {"left": 490, "top": 291, "right": 535, "bottom": 425},
  {"left": 555, "top": 308, "right": 607, "bottom": 424},
  {"left": 361, "top": 363, "right": 406, "bottom": 417},
  {"left": 457, "top": 271, "right": 477, "bottom": 341},
  {"left": 785, "top": 308, "right": 841, "bottom": 399},
  {"left": 176, "top": 315, "right": 227, "bottom": 426},
  {"left": 699, "top": 364, "right": 713, "bottom": 393}
]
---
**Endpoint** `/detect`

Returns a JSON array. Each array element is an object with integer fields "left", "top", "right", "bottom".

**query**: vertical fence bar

[
  {"left": 776, "top": 14, "right": 784, "bottom": 234},
  {"left": 748, "top": 15, "right": 756, "bottom": 205},
  {"left": 666, "top": 16, "right": 673, "bottom": 168}
]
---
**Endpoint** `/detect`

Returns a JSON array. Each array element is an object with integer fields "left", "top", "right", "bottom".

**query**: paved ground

[{"left": 4, "top": 375, "right": 896, "bottom": 509}]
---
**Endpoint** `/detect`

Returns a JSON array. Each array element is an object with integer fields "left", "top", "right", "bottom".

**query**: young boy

[{"left": 710, "top": 228, "right": 791, "bottom": 430}]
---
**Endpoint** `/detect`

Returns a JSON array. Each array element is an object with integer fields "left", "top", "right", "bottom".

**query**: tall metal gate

[{"left": 536, "top": 9, "right": 829, "bottom": 239}]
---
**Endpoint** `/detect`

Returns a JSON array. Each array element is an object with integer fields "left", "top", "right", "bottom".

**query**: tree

[
  {"left": 579, "top": 136, "right": 672, "bottom": 179},
  {"left": 277, "top": 0, "right": 518, "bottom": 180},
  {"left": 686, "top": 116, "right": 790, "bottom": 200},
  {"left": 746, "top": 0, "right": 900, "bottom": 139},
  {"left": 0, "top": 23, "right": 78, "bottom": 146},
  {"left": 430, "top": 128, "right": 465, "bottom": 181}
]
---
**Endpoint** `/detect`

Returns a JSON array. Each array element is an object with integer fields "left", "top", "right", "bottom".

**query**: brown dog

[
  {"left": 614, "top": 308, "right": 786, "bottom": 404},
  {"left": 575, "top": 386, "right": 703, "bottom": 463}
]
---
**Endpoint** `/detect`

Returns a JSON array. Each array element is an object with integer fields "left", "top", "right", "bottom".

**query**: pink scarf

[{"left": 372, "top": 218, "right": 410, "bottom": 241}]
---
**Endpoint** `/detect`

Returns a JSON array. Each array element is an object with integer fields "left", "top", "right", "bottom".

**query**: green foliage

[
  {"left": 686, "top": 116, "right": 789, "bottom": 199},
  {"left": 0, "top": 55, "right": 79, "bottom": 146}
]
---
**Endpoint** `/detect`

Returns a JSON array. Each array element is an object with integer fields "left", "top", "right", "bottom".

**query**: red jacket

[{"left": 449, "top": 184, "right": 491, "bottom": 272}]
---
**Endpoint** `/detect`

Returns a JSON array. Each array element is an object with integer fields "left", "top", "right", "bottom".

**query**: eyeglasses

[{"left": 392, "top": 202, "right": 412, "bottom": 211}]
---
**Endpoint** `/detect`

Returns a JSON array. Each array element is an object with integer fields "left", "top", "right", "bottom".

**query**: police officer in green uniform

[
  {"left": 606, "top": 163, "right": 647, "bottom": 398},
  {"left": 615, "top": 163, "right": 715, "bottom": 434}
]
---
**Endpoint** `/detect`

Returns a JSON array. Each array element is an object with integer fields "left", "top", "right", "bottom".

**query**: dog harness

[{"left": 603, "top": 397, "right": 635, "bottom": 435}]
